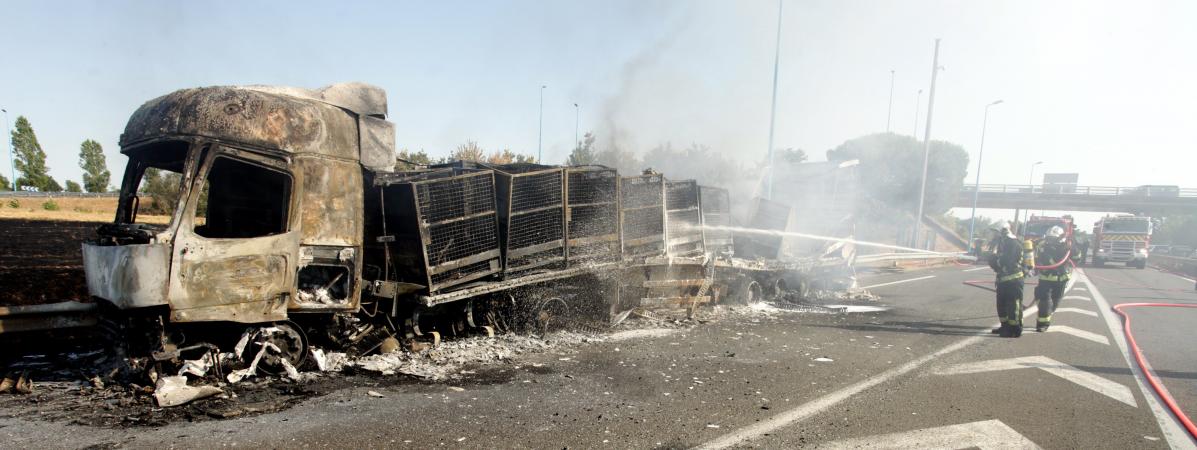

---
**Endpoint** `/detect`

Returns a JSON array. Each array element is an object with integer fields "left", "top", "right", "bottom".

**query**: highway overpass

[{"left": 955, "top": 184, "right": 1197, "bottom": 215}]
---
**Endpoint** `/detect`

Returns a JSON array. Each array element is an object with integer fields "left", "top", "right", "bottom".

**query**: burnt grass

[{"left": 0, "top": 218, "right": 98, "bottom": 306}]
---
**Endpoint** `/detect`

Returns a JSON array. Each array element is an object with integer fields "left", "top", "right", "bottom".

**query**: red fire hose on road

[{"left": 1112, "top": 302, "right": 1197, "bottom": 440}]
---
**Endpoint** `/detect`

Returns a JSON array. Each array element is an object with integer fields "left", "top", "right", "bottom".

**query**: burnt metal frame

[
  {"left": 664, "top": 179, "right": 705, "bottom": 257},
  {"left": 619, "top": 173, "right": 667, "bottom": 259},
  {"left": 699, "top": 186, "right": 733, "bottom": 256},
  {"left": 493, "top": 165, "right": 568, "bottom": 276},
  {"left": 563, "top": 166, "right": 621, "bottom": 266},
  {"left": 375, "top": 169, "right": 503, "bottom": 294}
]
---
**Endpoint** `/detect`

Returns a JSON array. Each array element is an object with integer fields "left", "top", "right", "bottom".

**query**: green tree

[
  {"left": 140, "top": 168, "right": 183, "bottom": 215},
  {"left": 485, "top": 148, "right": 536, "bottom": 164},
  {"left": 779, "top": 148, "right": 808, "bottom": 164},
  {"left": 826, "top": 133, "right": 969, "bottom": 219},
  {"left": 567, "top": 132, "right": 597, "bottom": 166},
  {"left": 0, "top": 173, "right": 9, "bottom": 191},
  {"left": 395, "top": 148, "right": 435, "bottom": 170},
  {"left": 65, "top": 180, "right": 83, "bottom": 192},
  {"left": 450, "top": 140, "right": 486, "bottom": 162},
  {"left": 10, "top": 116, "right": 60, "bottom": 191},
  {"left": 642, "top": 142, "right": 743, "bottom": 187},
  {"left": 78, "top": 139, "right": 110, "bottom": 192}
]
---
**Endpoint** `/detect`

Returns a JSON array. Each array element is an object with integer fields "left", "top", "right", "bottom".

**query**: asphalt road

[{"left": 2, "top": 264, "right": 1195, "bottom": 449}]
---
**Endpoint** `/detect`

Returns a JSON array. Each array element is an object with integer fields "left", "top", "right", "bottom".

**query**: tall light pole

[
  {"left": 537, "top": 85, "right": 546, "bottom": 163},
  {"left": 1020, "top": 161, "right": 1044, "bottom": 239},
  {"left": 764, "top": 0, "right": 784, "bottom": 199},
  {"left": 886, "top": 70, "right": 895, "bottom": 132},
  {"left": 1, "top": 109, "right": 12, "bottom": 191},
  {"left": 913, "top": 38, "right": 942, "bottom": 249},
  {"left": 966, "top": 100, "right": 1004, "bottom": 253},
  {"left": 913, "top": 89, "right": 923, "bottom": 139},
  {"left": 573, "top": 103, "right": 580, "bottom": 152}
]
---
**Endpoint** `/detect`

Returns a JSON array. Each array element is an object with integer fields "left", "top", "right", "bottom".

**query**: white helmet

[{"left": 1047, "top": 226, "right": 1065, "bottom": 238}]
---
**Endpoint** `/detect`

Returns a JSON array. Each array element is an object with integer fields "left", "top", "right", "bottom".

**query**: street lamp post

[
  {"left": 573, "top": 103, "right": 579, "bottom": 152},
  {"left": 1, "top": 109, "right": 12, "bottom": 191},
  {"left": 764, "top": 0, "right": 784, "bottom": 199},
  {"left": 913, "top": 38, "right": 942, "bottom": 249},
  {"left": 1020, "top": 161, "right": 1044, "bottom": 239},
  {"left": 886, "top": 70, "right": 895, "bottom": 132},
  {"left": 538, "top": 85, "right": 546, "bottom": 164},
  {"left": 913, "top": 89, "right": 923, "bottom": 139},
  {"left": 966, "top": 100, "right": 1004, "bottom": 253}
]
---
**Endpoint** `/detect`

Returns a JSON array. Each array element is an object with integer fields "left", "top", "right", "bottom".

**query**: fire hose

[{"left": 1111, "top": 303, "right": 1197, "bottom": 440}]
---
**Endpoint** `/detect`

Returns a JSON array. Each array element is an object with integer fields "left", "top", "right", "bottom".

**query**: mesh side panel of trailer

[
  {"left": 565, "top": 167, "right": 620, "bottom": 265},
  {"left": 413, "top": 171, "right": 502, "bottom": 289},
  {"left": 699, "top": 186, "right": 733, "bottom": 255},
  {"left": 665, "top": 180, "right": 704, "bottom": 257},
  {"left": 503, "top": 169, "right": 566, "bottom": 273},
  {"left": 510, "top": 170, "right": 563, "bottom": 211},
  {"left": 621, "top": 174, "right": 666, "bottom": 258},
  {"left": 417, "top": 172, "right": 496, "bottom": 225}
]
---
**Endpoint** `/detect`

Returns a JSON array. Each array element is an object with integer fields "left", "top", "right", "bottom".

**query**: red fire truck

[{"left": 1092, "top": 214, "right": 1152, "bottom": 268}]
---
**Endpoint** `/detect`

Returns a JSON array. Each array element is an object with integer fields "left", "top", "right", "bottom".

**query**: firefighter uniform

[
  {"left": 1034, "top": 228, "right": 1072, "bottom": 332},
  {"left": 989, "top": 224, "right": 1025, "bottom": 338}
]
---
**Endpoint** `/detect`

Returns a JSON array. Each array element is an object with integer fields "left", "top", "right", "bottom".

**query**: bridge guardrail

[
  {"left": 963, "top": 184, "right": 1197, "bottom": 198},
  {"left": 1148, "top": 253, "right": 1197, "bottom": 278}
]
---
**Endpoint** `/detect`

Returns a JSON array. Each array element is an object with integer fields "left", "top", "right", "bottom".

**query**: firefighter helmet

[{"left": 1048, "top": 226, "right": 1064, "bottom": 238}]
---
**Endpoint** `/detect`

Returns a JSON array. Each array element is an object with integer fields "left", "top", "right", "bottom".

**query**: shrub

[
  {"left": 7, "top": 199, "right": 18, "bottom": 208},
  {"left": 42, "top": 200, "right": 60, "bottom": 211}
]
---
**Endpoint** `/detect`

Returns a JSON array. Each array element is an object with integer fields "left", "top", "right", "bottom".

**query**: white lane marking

[
  {"left": 963, "top": 266, "right": 989, "bottom": 272},
  {"left": 1081, "top": 272, "right": 1196, "bottom": 449},
  {"left": 815, "top": 420, "right": 1041, "bottom": 450},
  {"left": 1073, "top": 287, "right": 1089, "bottom": 292},
  {"left": 1054, "top": 307, "right": 1098, "bottom": 317},
  {"left": 1062, "top": 295, "right": 1092, "bottom": 302},
  {"left": 935, "top": 355, "right": 1136, "bottom": 407},
  {"left": 858, "top": 275, "right": 936, "bottom": 290},
  {"left": 1047, "top": 325, "right": 1110, "bottom": 345},
  {"left": 700, "top": 307, "right": 1042, "bottom": 449}
]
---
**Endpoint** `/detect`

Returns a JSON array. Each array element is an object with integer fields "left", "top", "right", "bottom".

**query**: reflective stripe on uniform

[{"left": 999, "top": 271, "right": 1024, "bottom": 282}]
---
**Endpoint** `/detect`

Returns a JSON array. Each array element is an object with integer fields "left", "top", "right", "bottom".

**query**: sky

[{"left": 1, "top": 0, "right": 1194, "bottom": 226}]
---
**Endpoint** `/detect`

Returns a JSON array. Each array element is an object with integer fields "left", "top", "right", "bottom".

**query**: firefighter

[
  {"left": 1033, "top": 226, "right": 1072, "bottom": 332},
  {"left": 989, "top": 222, "right": 1025, "bottom": 337}
]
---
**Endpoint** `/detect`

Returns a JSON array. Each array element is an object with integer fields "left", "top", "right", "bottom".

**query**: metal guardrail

[
  {"left": 963, "top": 184, "right": 1197, "bottom": 198},
  {"left": 1148, "top": 254, "right": 1197, "bottom": 277},
  {"left": 0, "top": 191, "right": 119, "bottom": 198}
]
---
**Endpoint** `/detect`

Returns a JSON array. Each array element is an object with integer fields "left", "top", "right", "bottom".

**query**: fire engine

[{"left": 1092, "top": 214, "right": 1151, "bottom": 268}]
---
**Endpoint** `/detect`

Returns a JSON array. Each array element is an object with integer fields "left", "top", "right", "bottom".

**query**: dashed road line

[
  {"left": 859, "top": 275, "right": 936, "bottom": 290},
  {"left": 1062, "top": 295, "right": 1093, "bottom": 302},
  {"left": 1054, "top": 307, "right": 1098, "bottom": 317},
  {"left": 1081, "top": 272, "right": 1196, "bottom": 449},
  {"left": 962, "top": 267, "right": 989, "bottom": 272},
  {"left": 1047, "top": 325, "right": 1110, "bottom": 345}
]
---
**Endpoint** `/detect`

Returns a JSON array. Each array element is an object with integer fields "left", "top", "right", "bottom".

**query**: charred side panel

[
  {"left": 699, "top": 186, "right": 733, "bottom": 256},
  {"left": 492, "top": 164, "right": 566, "bottom": 277},
  {"left": 734, "top": 197, "right": 794, "bottom": 260},
  {"left": 372, "top": 169, "right": 502, "bottom": 295},
  {"left": 620, "top": 174, "right": 666, "bottom": 259},
  {"left": 664, "top": 180, "right": 704, "bottom": 257},
  {"left": 565, "top": 166, "right": 620, "bottom": 266}
]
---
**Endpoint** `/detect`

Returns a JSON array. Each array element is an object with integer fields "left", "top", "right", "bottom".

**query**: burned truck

[{"left": 65, "top": 83, "right": 826, "bottom": 370}]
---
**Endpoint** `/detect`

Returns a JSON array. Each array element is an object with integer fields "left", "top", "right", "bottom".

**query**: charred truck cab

[{"left": 83, "top": 83, "right": 395, "bottom": 326}]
